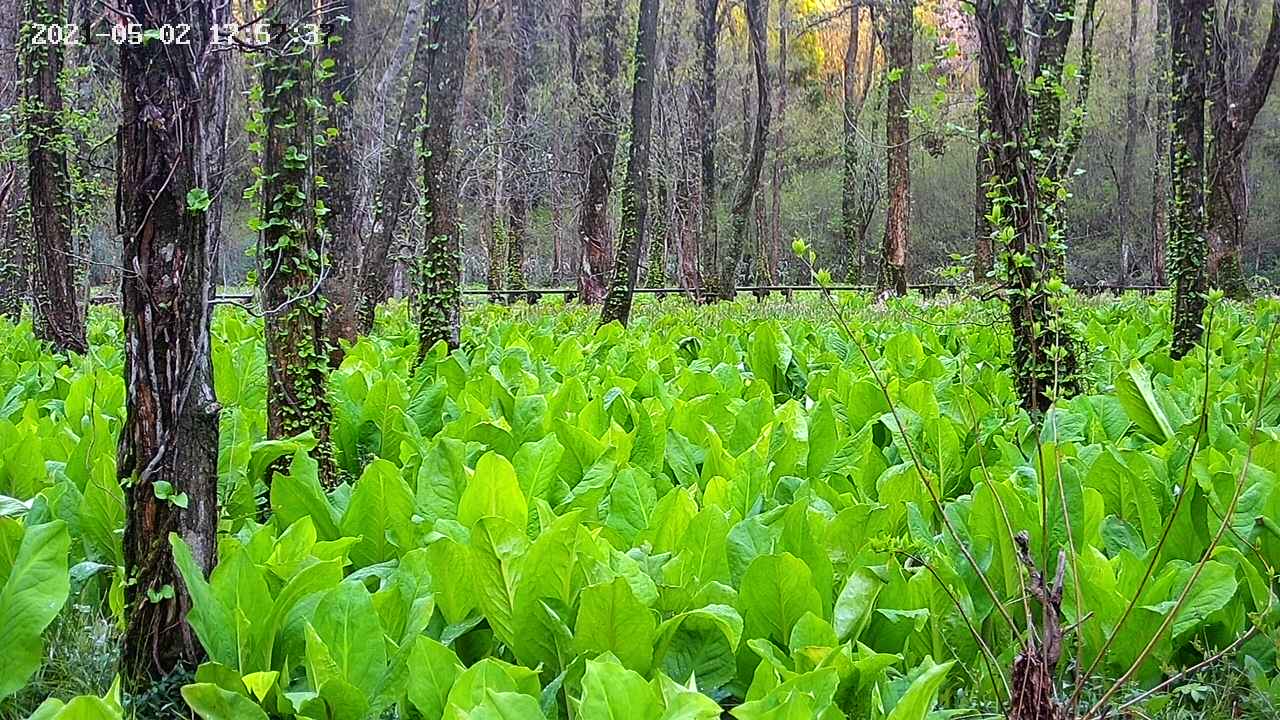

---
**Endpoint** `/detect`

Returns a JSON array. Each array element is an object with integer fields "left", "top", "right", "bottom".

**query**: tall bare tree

[
  {"left": 1206, "top": 0, "right": 1280, "bottom": 298},
  {"left": 358, "top": 6, "right": 435, "bottom": 333},
  {"left": 767, "top": 0, "right": 789, "bottom": 287},
  {"left": 317, "top": 2, "right": 361, "bottom": 356},
  {"left": 1169, "top": 0, "right": 1213, "bottom": 358},
  {"left": 694, "top": 0, "right": 720, "bottom": 300},
  {"left": 720, "top": 0, "right": 770, "bottom": 298},
  {"left": 1117, "top": 0, "right": 1141, "bottom": 283},
  {"left": 0, "top": 0, "right": 24, "bottom": 320},
  {"left": 505, "top": 0, "right": 535, "bottom": 301},
  {"left": 116, "top": 0, "right": 226, "bottom": 689},
  {"left": 575, "top": 0, "right": 623, "bottom": 303},
  {"left": 20, "top": 0, "right": 85, "bottom": 353},
  {"left": 417, "top": 0, "right": 470, "bottom": 357},
  {"left": 1151, "top": 0, "right": 1170, "bottom": 285},
  {"left": 601, "top": 0, "right": 661, "bottom": 325},
  {"left": 880, "top": 0, "right": 913, "bottom": 295}
]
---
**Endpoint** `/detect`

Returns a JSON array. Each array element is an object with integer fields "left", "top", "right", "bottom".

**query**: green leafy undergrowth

[{"left": 0, "top": 295, "right": 1277, "bottom": 718}]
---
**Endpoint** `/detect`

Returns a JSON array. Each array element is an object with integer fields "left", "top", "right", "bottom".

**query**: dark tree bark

[
  {"left": 20, "top": 0, "right": 85, "bottom": 353},
  {"left": 358, "top": 11, "right": 434, "bottom": 333},
  {"left": 601, "top": 0, "right": 661, "bottom": 326},
  {"left": 117, "top": 0, "right": 225, "bottom": 688},
  {"left": 1169, "top": 0, "right": 1213, "bottom": 359},
  {"left": 880, "top": 0, "right": 912, "bottom": 296},
  {"left": 261, "top": 0, "right": 334, "bottom": 482},
  {"left": 842, "top": 7, "right": 866, "bottom": 282},
  {"left": 1152, "top": 0, "right": 1170, "bottom": 285},
  {"left": 766, "top": 0, "right": 788, "bottom": 287},
  {"left": 505, "top": 0, "right": 535, "bottom": 301},
  {"left": 720, "top": 0, "right": 770, "bottom": 298},
  {"left": 487, "top": 145, "right": 507, "bottom": 301},
  {"left": 575, "top": 0, "right": 623, "bottom": 304},
  {"left": 1206, "top": 0, "right": 1280, "bottom": 298},
  {"left": 975, "top": 48, "right": 994, "bottom": 281},
  {"left": 417, "top": 0, "right": 469, "bottom": 357},
  {"left": 0, "top": 0, "right": 25, "bottom": 320},
  {"left": 1117, "top": 0, "right": 1140, "bottom": 283},
  {"left": 694, "top": 0, "right": 720, "bottom": 300},
  {"left": 317, "top": 2, "right": 362, "bottom": 358},
  {"left": 976, "top": 0, "right": 1081, "bottom": 413}
]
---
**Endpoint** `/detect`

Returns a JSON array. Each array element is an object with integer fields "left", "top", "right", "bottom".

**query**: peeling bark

[{"left": 117, "top": 0, "right": 225, "bottom": 689}]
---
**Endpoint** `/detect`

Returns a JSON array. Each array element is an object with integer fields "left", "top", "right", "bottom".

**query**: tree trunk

[
  {"left": 695, "top": 0, "right": 720, "bottom": 300},
  {"left": 767, "top": 0, "right": 788, "bottom": 287},
  {"left": 842, "top": 7, "right": 864, "bottom": 283},
  {"left": 0, "top": 0, "right": 25, "bottom": 320},
  {"left": 367, "top": 0, "right": 427, "bottom": 189},
  {"left": 721, "top": 0, "right": 770, "bottom": 298},
  {"left": 261, "top": 0, "right": 334, "bottom": 482},
  {"left": 1117, "top": 0, "right": 1140, "bottom": 284},
  {"left": 357, "top": 12, "right": 434, "bottom": 333},
  {"left": 487, "top": 145, "right": 506, "bottom": 301},
  {"left": 880, "top": 0, "right": 912, "bottom": 296},
  {"left": 601, "top": 0, "right": 661, "bottom": 326},
  {"left": 977, "top": 0, "right": 1081, "bottom": 413},
  {"left": 576, "top": 0, "right": 623, "bottom": 304},
  {"left": 20, "top": 0, "right": 85, "bottom": 354},
  {"left": 1168, "top": 0, "right": 1212, "bottom": 359},
  {"left": 1206, "top": 0, "right": 1280, "bottom": 299},
  {"left": 117, "top": 0, "right": 224, "bottom": 689},
  {"left": 1152, "top": 0, "right": 1170, "bottom": 285},
  {"left": 505, "top": 0, "right": 535, "bottom": 301},
  {"left": 417, "top": 0, "right": 468, "bottom": 358},
  {"left": 318, "top": 2, "right": 361, "bottom": 358}
]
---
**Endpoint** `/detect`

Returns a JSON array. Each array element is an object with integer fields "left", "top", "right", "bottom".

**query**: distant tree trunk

[
  {"left": 678, "top": 83, "right": 701, "bottom": 291},
  {"left": 974, "top": 61, "right": 994, "bottom": 281},
  {"left": 261, "top": 0, "right": 333, "bottom": 482},
  {"left": 318, "top": 2, "right": 361, "bottom": 358},
  {"left": 721, "top": 0, "right": 770, "bottom": 298},
  {"left": 880, "top": 0, "right": 912, "bottom": 296},
  {"left": 767, "top": 0, "right": 788, "bottom": 287},
  {"left": 1168, "top": 0, "right": 1212, "bottom": 359},
  {"left": 576, "top": 0, "right": 622, "bottom": 304},
  {"left": 647, "top": 176, "right": 669, "bottom": 287},
  {"left": 842, "top": 7, "right": 864, "bottom": 282},
  {"left": 487, "top": 146, "right": 506, "bottom": 301},
  {"left": 20, "top": 0, "right": 85, "bottom": 354},
  {"left": 977, "top": 0, "right": 1081, "bottom": 413},
  {"left": 0, "top": 0, "right": 24, "bottom": 320},
  {"left": 601, "top": 0, "right": 661, "bottom": 326},
  {"left": 117, "top": 0, "right": 224, "bottom": 688},
  {"left": 358, "top": 13, "right": 434, "bottom": 333},
  {"left": 1206, "top": 0, "right": 1280, "bottom": 299},
  {"left": 1117, "top": 0, "right": 1140, "bottom": 284},
  {"left": 1151, "top": 0, "right": 1170, "bottom": 285},
  {"left": 505, "top": 0, "right": 534, "bottom": 301},
  {"left": 416, "top": 0, "right": 468, "bottom": 358},
  {"left": 694, "top": 0, "right": 720, "bottom": 300},
  {"left": 368, "top": 0, "right": 427, "bottom": 187}
]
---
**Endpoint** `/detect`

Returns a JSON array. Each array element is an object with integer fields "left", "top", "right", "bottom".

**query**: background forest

[{"left": 3, "top": 0, "right": 1279, "bottom": 299}]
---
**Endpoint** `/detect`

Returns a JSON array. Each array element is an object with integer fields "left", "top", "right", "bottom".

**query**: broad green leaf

[
  {"left": 739, "top": 553, "right": 822, "bottom": 647},
  {"left": 579, "top": 657, "right": 662, "bottom": 720},
  {"left": 575, "top": 577, "right": 657, "bottom": 674},
  {"left": 885, "top": 658, "right": 954, "bottom": 720},
  {"left": 459, "top": 452, "right": 528, "bottom": 530},
  {"left": 0, "top": 520, "right": 70, "bottom": 701},
  {"left": 181, "top": 683, "right": 270, "bottom": 720}
]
